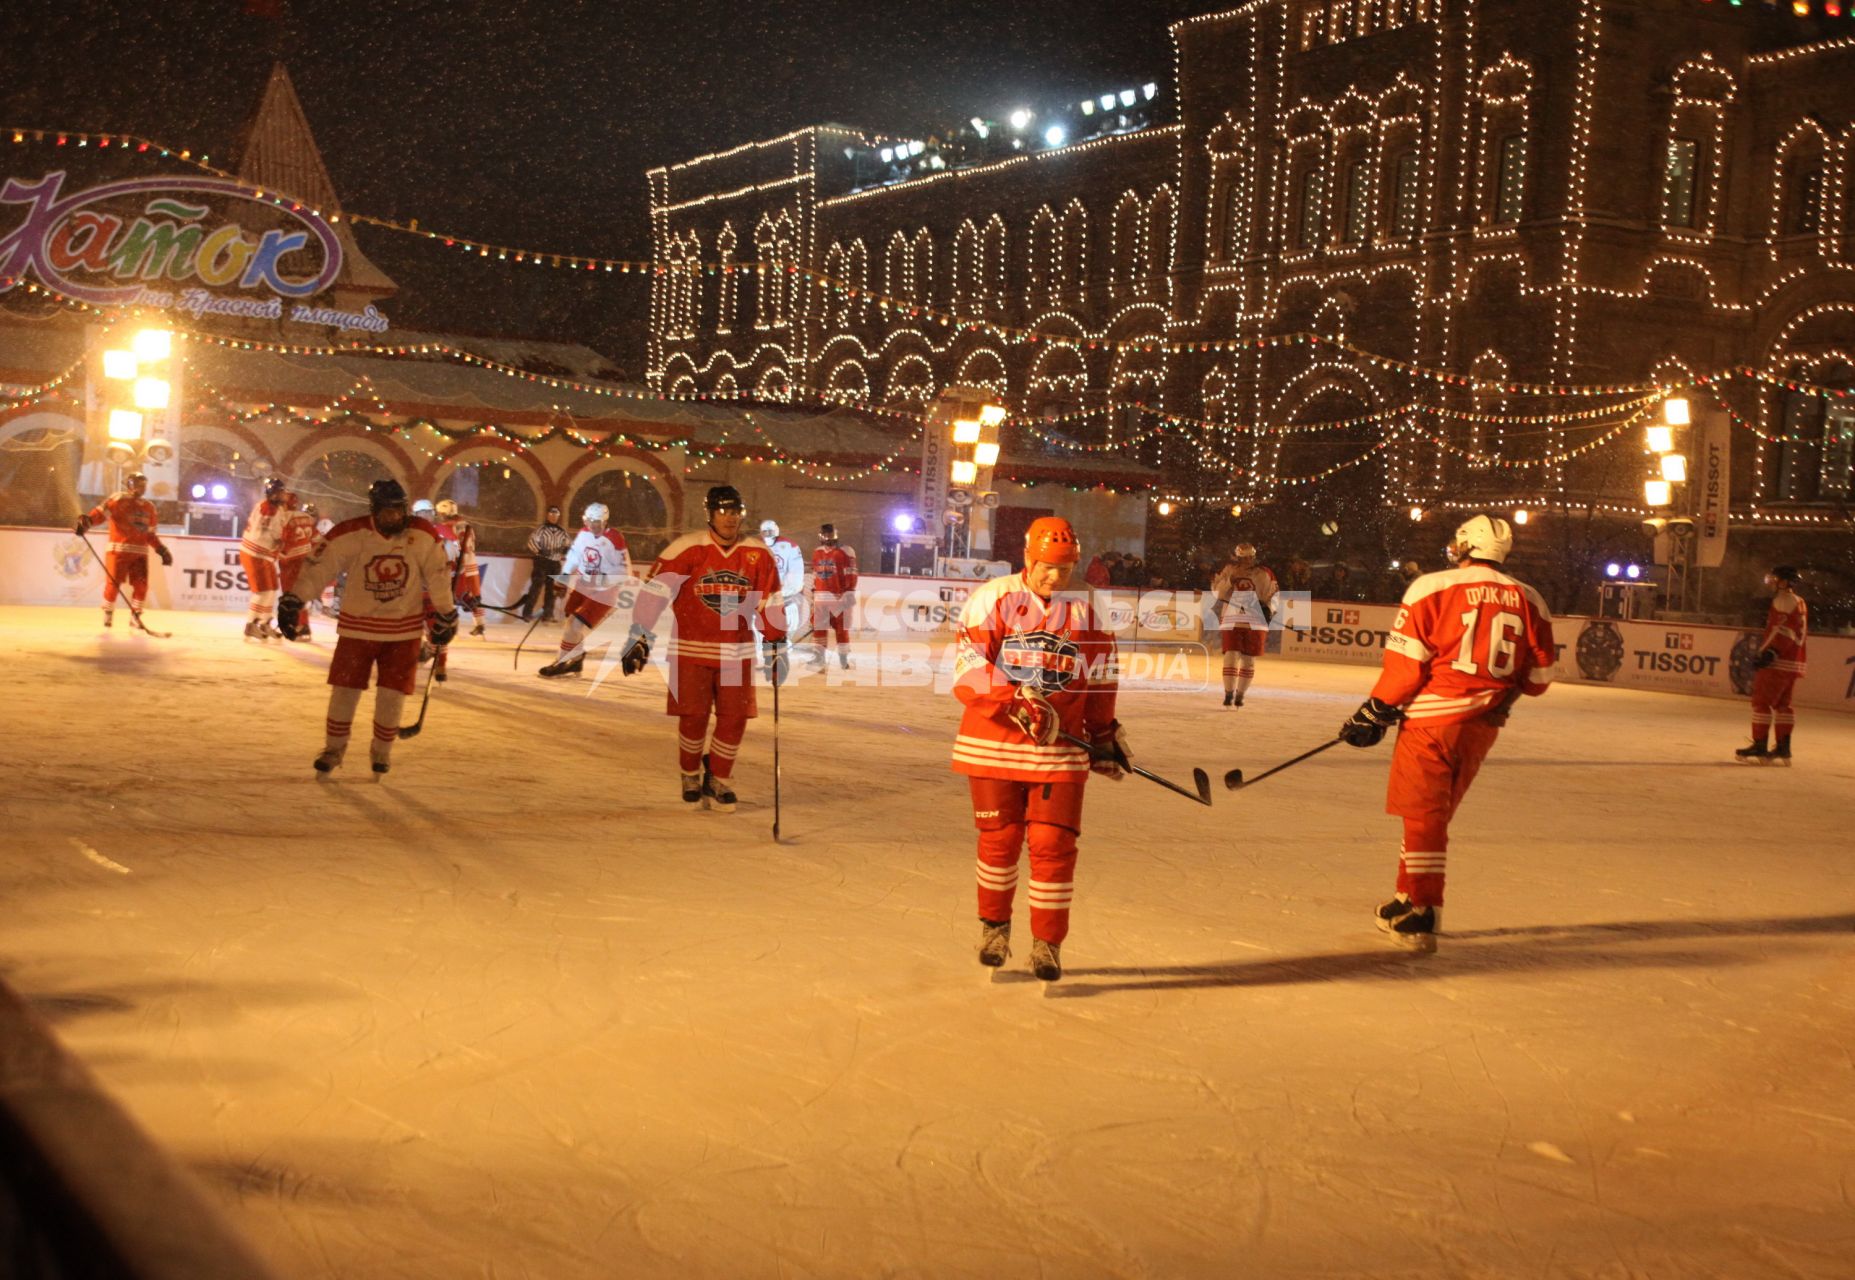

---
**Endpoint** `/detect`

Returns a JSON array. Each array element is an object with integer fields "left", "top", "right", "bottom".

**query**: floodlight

[
  {"left": 974, "top": 441, "right": 1000, "bottom": 467},
  {"left": 952, "top": 419, "right": 981, "bottom": 444},
  {"left": 102, "top": 349, "right": 137, "bottom": 380},
  {"left": 1646, "top": 424, "right": 1675, "bottom": 453},
  {"left": 1044, "top": 125, "right": 1067, "bottom": 147},
  {"left": 1659, "top": 453, "right": 1688, "bottom": 483},
  {"left": 106, "top": 408, "right": 144, "bottom": 440},
  {"left": 1662, "top": 396, "right": 1690, "bottom": 426},
  {"left": 132, "top": 329, "right": 171, "bottom": 360},
  {"left": 1643, "top": 479, "right": 1672, "bottom": 507},
  {"left": 951, "top": 460, "right": 978, "bottom": 484},
  {"left": 1009, "top": 109, "right": 1033, "bottom": 130},
  {"left": 132, "top": 376, "right": 169, "bottom": 409}
]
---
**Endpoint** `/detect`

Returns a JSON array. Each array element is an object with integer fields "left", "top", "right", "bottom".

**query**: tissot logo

[
  {"left": 1664, "top": 632, "right": 1694, "bottom": 651},
  {"left": 1326, "top": 608, "right": 1361, "bottom": 625}
]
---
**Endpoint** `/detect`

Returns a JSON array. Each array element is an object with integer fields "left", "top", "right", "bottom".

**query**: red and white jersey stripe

[{"left": 1760, "top": 590, "right": 1808, "bottom": 676}]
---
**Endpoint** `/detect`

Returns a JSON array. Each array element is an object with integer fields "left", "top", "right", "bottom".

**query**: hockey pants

[
  {"left": 1384, "top": 718, "right": 1500, "bottom": 909},
  {"left": 970, "top": 776, "right": 1085, "bottom": 944},
  {"left": 1750, "top": 669, "right": 1799, "bottom": 744}
]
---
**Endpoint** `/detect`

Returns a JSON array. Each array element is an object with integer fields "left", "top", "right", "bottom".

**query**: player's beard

[{"left": 374, "top": 508, "right": 408, "bottom": 536}]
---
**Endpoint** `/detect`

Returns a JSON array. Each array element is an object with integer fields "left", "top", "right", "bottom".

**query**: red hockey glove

[
  {"left": 1007, "top": 685, "right": 1059, "bottom": 745},
  {"left": 1089, "top": 721, "right": 1131, "bottom": 779}
]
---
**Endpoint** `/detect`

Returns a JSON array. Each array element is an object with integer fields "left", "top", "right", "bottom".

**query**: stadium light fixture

[
  {"left": 1119, "top": 88, "right": 1137, "bottom": 107},
  {"left": 102, "top": 349, "right": 137, "bottom": 380},
  {"left": 951, "top": 459, "right": 979, "bottom": 485},
  {"left": 1645, "top": 424, "right": 1675, "bottom": 454},
  {"left": 1513, "top": 507, "right": 1530, "bottom": 525},
  {"left": 1156, "top": 500, "right": 1173, "bottom": 516},
  {"left": 1044, "top": 125, "right": 1067, "bottom": 147},
  {"left": 132, "top": 328, "right": 172, "bottom": 361},
  {"left": 978, "top": 404, "right": 1008, "bottom": 427},
  {"left": 973, "top": 441, "right": 1001, "bottom": 467},
  {"left": 952, "top": 419, "right": 981, "bottom": 444},
  {"left": 1659, "top": 453, "right": 1688, "bottom": 483},
  {"left": 1643, "top": 479, "right": 1672, "bottom": 507},
  {"left": 106, "top": 408, "right": 144, "bottom": 440},
  {"left": 1009, "top": 108, "right": 1033, "bottom": 130},
  {"left": 1662, "top": 396, "right": 1690, "bottom": 426},
  {"left": 132, "top": 376, "right": 170, "bottom": 410}
]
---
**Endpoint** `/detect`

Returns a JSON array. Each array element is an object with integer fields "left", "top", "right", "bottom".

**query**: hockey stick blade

[
  {"left": 1225, "top": 738, "right": 1342, "bottom": 792},
  {"left": 1193, "top": 768, "right": 1212, "bottom": 804},
  {"left": 1060, "top": 732, "right": 1212, "bottom": 806},
  {"left": 1223, "top": 767, "right": 1245, "bottom": 790},
  {"left": 396, "top": 662, "right": 441, "bottom": 739}
]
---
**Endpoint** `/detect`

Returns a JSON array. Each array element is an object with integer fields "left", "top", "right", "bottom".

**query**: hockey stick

[
  {"left": 396, "top": 656, "right": 442, "bottom": 739},
  {"left": 771, "top": 656, "right": 783, "bottom": 840},
  {"left": 1060, "top": 731, "right": 1212, "bottom": 806},
  {"left": 76, "top": 531, "right": 171, "bottom": 638},
  {"left": 1223, "top": 737, "right": 1342, "bottom": 791},
  {"left": 512, "top": 614, "right": 546, "bottom": 669}
]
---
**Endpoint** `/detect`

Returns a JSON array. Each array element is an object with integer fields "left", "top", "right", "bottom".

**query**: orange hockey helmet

[{"left": 1023, "top": 516, "right": 1080, "bottom": 566}]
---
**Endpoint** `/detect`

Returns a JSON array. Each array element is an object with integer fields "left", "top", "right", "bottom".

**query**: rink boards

[{"left": 5, "top": 528, "right": 1849, "bottom": 711}]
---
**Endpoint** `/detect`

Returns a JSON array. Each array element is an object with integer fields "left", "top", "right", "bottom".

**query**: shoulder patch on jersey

[{"left": 405, "top": 516, "right": 443, "bottom": 540}]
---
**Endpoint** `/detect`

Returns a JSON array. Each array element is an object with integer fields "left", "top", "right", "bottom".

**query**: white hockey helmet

[
  {"left": 411, "top": 498, "right": 436, "bottom": 517},
  {"left": 1452, "top": 513, "right": 1514, "bottom": 564},
  {"left": 435, "top": 498, "right": 459, "bottom": 518},
  {"left": 759, "top": 519, "right": 780, "bottom": 540},
  {"left": 583, "top": 502, "right": 610, "bottom": 525},
  {"left": 1233, "top": 542, "right": 1257, "bottom": 560}
]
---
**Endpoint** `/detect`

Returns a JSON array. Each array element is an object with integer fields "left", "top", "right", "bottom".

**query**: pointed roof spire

[{"left": 235, "top": 63, "right": 396, "bottom": 303}]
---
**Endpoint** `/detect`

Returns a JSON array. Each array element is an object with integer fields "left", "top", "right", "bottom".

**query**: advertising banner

[
  {"left": 1278, "top": 602, "right": 1401, "bottom": 665},
  {"left": 1695, "top": 404, "right": 1731, "bottom": 568}
]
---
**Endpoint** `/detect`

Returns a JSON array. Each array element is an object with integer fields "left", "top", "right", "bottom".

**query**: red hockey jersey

[
  {"left": 1370, "top": 563, "right": 1556, "bottom": 726},
  {"left": 950, "top": 574, "right": 1119, "bottom": 782},
  {"left": 635, "top": 532, "right": 787, "bottom": 666},
  {"left": 82, "top": 492, "right": 166, "bottom": 557},
  {"left": 287, "top": 515, "right": 455, "bottom": 642},
  {"left": 279, "top": 510, "right": 320, "bottom": 561},
  {"left": 812, "top": 543, "right": 858, "bottom": 596},
  {"left": 1760, "top": 590, "right": 1808, "bottom": 676},
  {"left": 240, "top": 498, "right": 286, "bottom": 561}
]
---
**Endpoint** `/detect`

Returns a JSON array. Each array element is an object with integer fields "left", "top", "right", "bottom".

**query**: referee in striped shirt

[{"left": 517, "top": 506, "right": 572, "bottom": 621}]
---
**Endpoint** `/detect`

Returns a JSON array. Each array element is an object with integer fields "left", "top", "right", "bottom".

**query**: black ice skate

[
  {"left": 1222, "top": 691, "right": 1233, "bottom": 707},
  {"left": 1734, "top": 740, "right": 1770, "bottom": 763},
  {"left": 700, "top": 755, "right": 737, "bottom": 813},
  {"left": 1770, "top": 739, "right": 1792, "bottom": 765},
  {"left": 1375, "top": 893, "right": 1415, "bottom": 926},
  {"left": 1377, "top": 903, "right": 1439, "bottom": 953},
  {"left": 1030, "top": 939, "right": 1062, "bottom": 982},
  {"left": 470, "top": 620, "right": 486, "bottom": 637},
  {"left": 1231, "top": 692, "right": 1245, "bottom": 708},
  {"left": 681, "top": 773, "right": 705, "bottom": 806},
  {"left": 978, "top": 920, "right": 1011, "bottom": 967},
  {"left": 313, "top": 748, "right": 344, "bottom": 775},
  {"left": 537, "top": 654, "right": 583, "bottom": 678},
  {"left": 101, "top": 611, "right": 114, "bottom": 629}
]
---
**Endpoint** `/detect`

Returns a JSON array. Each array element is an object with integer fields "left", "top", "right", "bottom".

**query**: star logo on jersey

[
  {"left": 998, "top": 630, "right": 1083, "bottom": 693},
  {"left": 362, "top": 553, "right": 411, "bottom": 601},
  {"left": 695, "top": 568, "right": 753, "bottom": 618}
]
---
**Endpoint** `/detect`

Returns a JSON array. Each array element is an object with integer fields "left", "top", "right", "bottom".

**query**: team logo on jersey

[
  {"left": 695, "top": 568, "right": 753, "bottom": 618},
  {"left": 999, "top": 630, "right": 1083, "bottom": 693},
  {"left": 362, "top": 553, "right": 411, "bottom": 601}
]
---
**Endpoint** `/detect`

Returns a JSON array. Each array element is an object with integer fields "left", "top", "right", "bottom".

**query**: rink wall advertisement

[{"left": 3, "top": 527, "right": 1849, "bottom": 712}]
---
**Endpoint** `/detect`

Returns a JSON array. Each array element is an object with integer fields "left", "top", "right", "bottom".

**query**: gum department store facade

[{"left": 648, "top": 0, "right": 1855, "bottom": 616}]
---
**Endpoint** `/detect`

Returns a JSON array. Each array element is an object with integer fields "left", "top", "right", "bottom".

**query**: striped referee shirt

[{"left": 528, "top": 523, "right": 571, "bottom": 558}]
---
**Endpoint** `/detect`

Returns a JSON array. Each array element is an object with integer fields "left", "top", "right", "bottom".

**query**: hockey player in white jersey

[
  {"left": 539, "top": 503, "right": 633, "bottom": 678},
  {"left": 759, "top": 519, "right": 807, "bottom": 654}
]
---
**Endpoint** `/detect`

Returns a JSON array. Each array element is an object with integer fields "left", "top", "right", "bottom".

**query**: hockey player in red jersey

[
  {"left": 276, "top": 479, "right": 456, "bottom": 777},
  {"left": 809, "top": 522, "right": 858, "bottom": 670},
  {"left": 537, "top": 502, "right": 632, "bottom": 678},
  {"left": 1737, "top": 565, "right": 1808, "bottom": 764},
  {"left": 240, "top": 476, "right": 289, "bottom": 639},
  {"left": 434, "top": 498, "right": 490, "bottom": 637},
  {"left": 277, "top": 494, "right": 321, "bottom": 640},
  {"left": 1209, "top": 543, "right": 1278, "bottom": 708},
  {"left": 951, "top": 516, "right": 1126, "bottom": 982},
  {"left": 618, "top": 485, "right": 789, "bottom": 812},
  {"left": 74, "top": 471, "right": 171, "bottom": 628},
  {"left": 1339, "top": 514, "right": 1555, "bottom": 952}
]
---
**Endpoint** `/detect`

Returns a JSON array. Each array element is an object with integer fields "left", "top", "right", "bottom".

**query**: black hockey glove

[
  {"left": 276, "top": 593, "right": 306, "bottom": 641},
  {"left": 1339, "top": 696, "right": 1404, "bottom": 748},
  {"left": 73, "top": 516, "right": 90, "bottom": 536},
  {"left": 156, "top": 545, "right": 173, "bottom": 567},
  {"left": 764, "top": 638, "right": 790, "bottom": 687},
  {"left": 428, "top": 608, "right": 460, "bottom": 647},
  {"left": 620, "top": 624, "right": 654, "bottom": 676},
  {"left": 1753, "top": 647, "right": 1777, "bottom": 670}
]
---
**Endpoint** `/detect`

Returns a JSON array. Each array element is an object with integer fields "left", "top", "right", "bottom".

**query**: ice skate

[
  {"left": 371, "top": 761, "right": 390, "bottom": 779},
  {"left": 1231, "top": 692, "right": 1244, "bottom": 708},
  {"left": 1222, "top": 691, "right": 1233, "bottom": 707},
  {"left": 700, "top": 755, "right": 736, "bottom": 813},
  {"left": 312, "top": 747, "right": 345, "bottom": 775},
  {"left": 808, "top": 648, "right": 828, "bottom": 672},
  {"left": 470, "top": 620, "right": 486, "bottom": 637},
  {"left": 101, "top": 610, "right": 114, "bottom": 629},
  {"left": 1030, "top": 938, "right": 1062, "bottom": 982},
  {"left": 1770, "top": 739, "right": 1792, "bottom": 765},
  {"left": 1734, "top": 740, "right": 1770, "bottom": 763},
  {"left": 263, "top": 621, "right": 284, "bottom": 639},
  {"left": 838, "top": 649, "right": 853, "bottom": 670},
  {"left": 978, "top": 920, "right": 1012, "bottom": 968},
  {"left": 681, "top": 773, "right": 706, "bottom": 807},
  {"left": 243, "top": 619, "right": 266, "bottom": 640},
  {"left": 537, "top": 654, "right": 583, "bottom": 678},
  {"left": 1374, "top": 893, "right": 1415, "bottom": 927},
  {"left": 1378, "top": 903, "right": 1439, "bottom": 953}
]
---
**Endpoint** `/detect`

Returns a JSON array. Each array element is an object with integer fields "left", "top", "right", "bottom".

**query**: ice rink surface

[{"left": 4, "top": 604, "right": 1854, "bottom": 1279}]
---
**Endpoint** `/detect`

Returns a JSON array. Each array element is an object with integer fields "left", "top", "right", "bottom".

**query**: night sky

[{"left": 4, "top": 0, "right": 1209, "bottom": 363}]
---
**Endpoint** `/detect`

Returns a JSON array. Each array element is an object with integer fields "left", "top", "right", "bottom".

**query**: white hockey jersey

[
  {"left": 564, "top": 528, "right": 632, "bottom": 602},
  {"left": 288, "top": 515, "right": 455, "bottom": 642}
]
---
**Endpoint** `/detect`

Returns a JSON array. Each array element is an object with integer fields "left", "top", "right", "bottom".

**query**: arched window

[
  {"left": 884, "top": 229, "right": 913, "bottom": 306},
  {"left": 1143, "top": 187, "right": 1173, "bottom": 300},
  {"left": 911, "top": 227, "right": 936, "bottom": 307},
  {"left": 1661, "top": 57, "right": 1736, "bottom": 237},
  {"left": 1112, "top": 192, "right": 1143, "bottom": 294},
  {"left": 1770, "top": 121, "right": 1832, "bottom": 255},
  {"left": 1474, "top": 57, "right": 1533, "bottom": 231},
  {"left": 1028, "top": 205, "right": 1059, "bottom": 312},
  {"left": 980, "top": 215, "right": 1008, "bottom": 318},
  {"left": 1059, "top": 200, "right": 1090, "bottom": 305},
  {"left": 952, "top": 220, "right": 981, "bottom": 317},
  {"left": 716, "top": 223, "right": 739, "bottom": 334}
]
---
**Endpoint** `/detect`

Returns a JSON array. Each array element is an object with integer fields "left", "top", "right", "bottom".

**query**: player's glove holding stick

[{"left": 1339, "top": 696, "right": 1404, "bottom": 748}]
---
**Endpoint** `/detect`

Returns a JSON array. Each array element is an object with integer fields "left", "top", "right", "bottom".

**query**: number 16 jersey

[{"left": 1371, "top": 563, "right": 1557, "bottom": 726}]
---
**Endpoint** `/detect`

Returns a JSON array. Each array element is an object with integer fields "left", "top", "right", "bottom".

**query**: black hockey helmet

[
  {"left": 820, "top": 522, "right": 837, "bottom": 542},
  {"left": 705, "top": 484, "right": 745, "bottom": 514},
  {"left": 1771, "top": 564, "right": 1801, "bottom": 584},
  {"left": 369, "top": 477, "right": 409, "bottom": 512},
  {"left": 263, "top": 476, "right": 287, "bottom": 500},
  {"left": 123, "top": 470, "right": 147, "bottom": 487}
]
